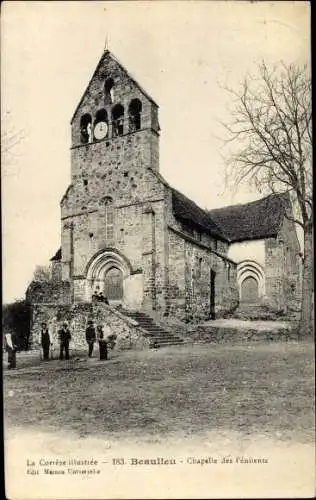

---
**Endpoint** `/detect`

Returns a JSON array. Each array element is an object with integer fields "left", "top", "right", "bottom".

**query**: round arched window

[
  {"left": 112, "top": 104, "right": 124, "bottom": 136},
  {"left": 128, "top": 99, "right": 142, "bottom": 132},
  {"left": 80, "top": 113, "right": 92, "bottom": 143}
]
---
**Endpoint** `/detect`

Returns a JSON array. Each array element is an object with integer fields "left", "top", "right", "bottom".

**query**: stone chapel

[{"left": 26, "top": 50, "right": 301, "bottom": 348}]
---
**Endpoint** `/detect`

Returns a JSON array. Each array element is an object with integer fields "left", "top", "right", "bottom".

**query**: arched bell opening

[
  {"left": 128, "top": 98, "right": 142, "bottom": 132},
  {"left": 112, "top": 104, "right": 124, "bottom": 137}
]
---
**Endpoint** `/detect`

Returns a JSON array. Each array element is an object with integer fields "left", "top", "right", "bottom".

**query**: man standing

[
  {"left": 98, "top": 331, "right": 108, "bottom": 361},
  {"left": 5, "top": 332, "right": 17, "bottom": 369},
  {"left": 85, "top": 320, "right": 96, "bottom": 358},
  {"left": 40, "top": 322, "right": 51, "bottom": 361},
  {"left": 58, "top": 322, "right": 71, "bottom": 360}
]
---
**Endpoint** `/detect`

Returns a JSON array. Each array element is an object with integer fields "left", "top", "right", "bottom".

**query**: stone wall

[
  {"left": 26, "top": 280, "right": 71, "bottom": 305},
  {"left": 59, "top": 51, "right": 164, "bottom": 308},
  {"left": 265, "top": 216, "right": 302, "bottom": 311},
  {"left": 167, "top": 227, "right": 239, "bottom": 322},
  {"left": 51, "top": 261, "right": 62, "bottom": 281},
  {"left": 70, "top": 51, "right": 159, "bottom": 148},
  {"left": 30, "top": 303, "right": 150, "bottom": 352},
  {"left": 187, "top": 324, "right": 300, "bottom": 343}
]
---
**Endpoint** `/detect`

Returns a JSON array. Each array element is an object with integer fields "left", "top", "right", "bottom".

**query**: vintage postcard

[{"left": 2, "top": 1, "right": 314, "bottom": 499}]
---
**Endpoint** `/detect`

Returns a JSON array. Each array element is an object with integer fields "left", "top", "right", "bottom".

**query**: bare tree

[{"left": 222, "top": 61, "right": 312, "bottom": 336}]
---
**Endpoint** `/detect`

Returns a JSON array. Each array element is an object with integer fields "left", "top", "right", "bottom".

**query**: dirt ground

[
  {"left": 3, "top": 342, "right": 315, "bottom": 499},
  {"left": 4, "top": 342, "right": 315, "bottom": 443}
]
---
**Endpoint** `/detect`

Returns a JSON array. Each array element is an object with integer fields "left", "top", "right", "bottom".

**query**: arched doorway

[
  {"left": 85, "top": 248, "right": 133, "bottom": 304},
  {"left": 104, "top": 267, "right": 123, "bottom": 300},
  {"left": 241, "top": 276, "right": 259, "bottom": 303},
  {"left": 237, "top": 260, "right": 265, "bottom": 302}
]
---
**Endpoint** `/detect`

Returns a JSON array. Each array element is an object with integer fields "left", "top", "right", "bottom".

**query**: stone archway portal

[{"left": 85, "top": 249, "right": 132, "bottom": 303}]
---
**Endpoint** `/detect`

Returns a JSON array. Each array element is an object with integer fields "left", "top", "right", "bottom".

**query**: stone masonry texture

[{"left": 26, "top": 49, "right": 300, "bottom": 349}]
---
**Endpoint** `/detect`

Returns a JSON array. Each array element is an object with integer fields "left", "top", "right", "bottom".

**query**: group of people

[
  {"left": 39, "top": 321, "right": 72, "bottom": 361},
  {"left": 85, "top": 321, "right": 109, "bottom": 360},
  {"left": 4, "top": 318, "right": 113, "bottom": 369},
  {"left": 91, "top": 290, "right": 109, "bottom": 304},
  {"left": 38, "top": 320, "right": 111, "bottom": 361}
]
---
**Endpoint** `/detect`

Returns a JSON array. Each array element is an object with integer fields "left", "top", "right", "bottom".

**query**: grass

[{"left": 3, "top": 342, "right": 315, "bottom": 444}]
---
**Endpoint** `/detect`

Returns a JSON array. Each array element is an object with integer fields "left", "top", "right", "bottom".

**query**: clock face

[{"left": 94, "top": 121, "right": 108, "bottom": 140}]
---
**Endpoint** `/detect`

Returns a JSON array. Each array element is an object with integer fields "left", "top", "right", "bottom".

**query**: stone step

[
  {"left": 143, "top": 333, "right": 183, "bottom": 340},
  {"left": 149, "top": 340, "right": 185, "bottom": 348},
  {"left": 146, "top": 336, "right": 183, "bottom": 342},
  {"left": 119, "top": 309, "right": 184, "bottom": 346}
]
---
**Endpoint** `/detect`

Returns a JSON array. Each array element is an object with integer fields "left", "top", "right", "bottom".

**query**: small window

[
  {"left": 105, "top": 198, "right": 114, "bottom": 240},
  {"left": 197, "top": 258, "right": 202, "bottom": 278},
  {"left": 95, "top": 108, "right": 108, "bottom": 125},
  {"left": 227, "top": 263, "right": 231, "bottom": 281},
  {"left": 112, "top": 104, "right": 124, "bottom": 137},
  {"left": 105, "top": 78, "right": 114, "bottom": 104},
  {"left": 80, "top": 114, "right": 92, "bottom": 143},
  {"left": 128, "top": 99, "right": 142, "bottom": 132}
]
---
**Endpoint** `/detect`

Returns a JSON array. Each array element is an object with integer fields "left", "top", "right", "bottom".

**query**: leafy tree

[{"left": 222, "top": 61, "right": 312, "bottom": 336}]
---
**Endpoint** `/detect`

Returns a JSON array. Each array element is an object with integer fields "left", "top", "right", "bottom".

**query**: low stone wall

[
  {"left": 26, "top": 280, "right": 71, "bottom": 304},
  {"left": 92, "top": 304, "right": 150, "bottom": 350},
  {"left": 30, "top": 303, "right": 150, "bottom": 351},
  {"left": 148, "top": 312, "right": 300, "bottom": 344},
  {"left": 186, "top": 324, "right": 300, "bottom": 343}
]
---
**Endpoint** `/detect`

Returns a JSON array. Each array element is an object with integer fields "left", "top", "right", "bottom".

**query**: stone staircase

[{"left": 119, "top": 309, "right": 185, "bottom": 348}]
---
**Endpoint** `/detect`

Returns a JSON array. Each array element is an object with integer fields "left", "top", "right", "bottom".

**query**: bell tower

[
  {"left": 60, "top": 50, "right": 162, "bottom": 288},
  {"left": 69, "top": 49, "right": 160, "bottom": 185}
]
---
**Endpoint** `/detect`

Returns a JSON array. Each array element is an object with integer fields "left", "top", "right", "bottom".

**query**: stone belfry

[{"left": 58, "top": 49, "right": 163, "bottom": 306}]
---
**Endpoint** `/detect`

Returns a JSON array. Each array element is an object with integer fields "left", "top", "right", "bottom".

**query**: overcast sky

[{"left": 2, "top": 1, "right": 310, "bottom": 303}]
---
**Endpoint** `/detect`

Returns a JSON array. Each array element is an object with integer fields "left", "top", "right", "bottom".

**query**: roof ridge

[
  {"left": 207, "top": 191, "right": 289, "bottom": 242},
  {"left": 208, "top": 191, "right": 289, "bottom": 214}
]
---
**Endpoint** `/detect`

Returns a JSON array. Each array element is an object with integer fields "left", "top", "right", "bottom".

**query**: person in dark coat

[
  {"left": 5, "top": 333, "right": 17, "bottom": 369},
  {"left": 97, "top": 292, "right": 105, "bottom": 302},
  {"left": 97, "top": 327, "right": 108, "bottom": 361},
  {"left": 58, "top": 322, "right": 71, "bottom": 360},
  {"left": 85, "top": 320, "right": 96, "bottom": 358},
  {"left": 40, "top": 322, "right": 51, "bottom": 361}
]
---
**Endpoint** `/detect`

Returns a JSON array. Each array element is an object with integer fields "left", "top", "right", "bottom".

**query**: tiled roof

[
  {"left": 171, "top": 188, "right": 228, "bottom": 241},
  {"left": 208, "top": 193, "right": 290, "bottom": 242}
]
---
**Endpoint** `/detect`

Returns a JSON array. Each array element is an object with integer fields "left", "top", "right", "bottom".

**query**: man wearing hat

[
  {"left": 85, "top": 320, "right": 96, "bottom": 358},
  {"left": 58, "top": 322, "right": 71, "bottom": 360},
  {"left": 40, "top": 322, "right": 51, "bottom": 361}
]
